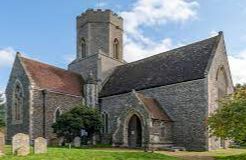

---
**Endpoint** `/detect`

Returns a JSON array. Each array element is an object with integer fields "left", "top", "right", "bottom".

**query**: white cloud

[
  {"left": 0, "top": 47, "right": 16, "bottom": 69},
  {"left": 229, "top": 50, "right": 246, "bottom": 84},
  {"left": 124, "top": 35, "right": 173, "bottom": 61},
  {"left": 210, "top": 30, "right": 219, "bottom": 37},
  {"left": 120, "top": 0, "right": 199, "bottom": 62}
]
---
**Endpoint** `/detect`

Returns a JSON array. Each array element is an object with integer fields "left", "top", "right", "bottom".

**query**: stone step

[{"left": 159, "top": 146, "right": 186, "bottom": 152}]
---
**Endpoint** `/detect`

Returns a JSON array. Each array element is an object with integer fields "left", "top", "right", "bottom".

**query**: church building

[{"left": 5, "top": 9, "right": 234, "bottom": 151}]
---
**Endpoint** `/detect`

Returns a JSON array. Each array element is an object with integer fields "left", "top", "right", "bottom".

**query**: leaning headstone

[
  {"left": 12, "top": 133, "right": 30, "bottom": 156},
  {"left": 0, "top": 132, "right": 4, "bottom": 155},
  {"left": 34, "top": 137, "right": 47, "bottom": 154},
  {"left": 73, "top": 137, "right": 81, "bottom": 147}
]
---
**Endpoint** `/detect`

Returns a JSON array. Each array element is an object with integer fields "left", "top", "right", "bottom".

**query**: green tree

[
  {"left": 0, "top": 94, "right": 5, "bottom": 128},
  {"left": 52, "top": 104, "right": 102, "bottom": 144},
  {"left": 208, "top": 84, "right": 246, "bottom": 143}
]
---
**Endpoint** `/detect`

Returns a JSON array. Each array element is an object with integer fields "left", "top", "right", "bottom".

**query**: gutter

[{"left": 42, "top": 89, "right": 47, "bottom": 138}]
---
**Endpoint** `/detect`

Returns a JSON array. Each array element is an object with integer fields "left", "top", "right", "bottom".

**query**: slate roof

[
  {"left": 100, "top": 34, "right": 222, "bottom": 97},
  {"left": 20, "top": 56, "right": 84, "bottom": 96},
  {"left": 137, "top": 93, "right": 172, "bottom": 121}
]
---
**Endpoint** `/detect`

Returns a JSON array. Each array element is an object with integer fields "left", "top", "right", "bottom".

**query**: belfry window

[
  {"left": 113, "top": 38, "right": 119, "bottom": 59},
  {"left": 81, "top": 38, "right": 86, "bottom": 58},
  {"left": 12, "top": 81, "right": 23, "bottom": 123}
]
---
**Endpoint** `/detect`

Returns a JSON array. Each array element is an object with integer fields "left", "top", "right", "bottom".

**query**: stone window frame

[
  {"left": 80, "top": 38, "right": 87, "bottom": 58},
  {"left": 122, "top": 109, "right": 146, "bottom": 147},
  {"left": 216, "top": 66, "right": 229, "bottom": 98},
  {"left": 12, "top": 79, "right": 24, "bottom": 125},
  {"left": 102, "top": 111, "right": 109, "bottom": 134},
  {"left": 113, "top": 38, "right": 120, "bottom": 59},
  {"left": 53, "top": 107, "right": 62, "bottom": 123}
]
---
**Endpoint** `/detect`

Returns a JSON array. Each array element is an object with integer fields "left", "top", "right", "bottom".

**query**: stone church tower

[{"left": 68, "top": 9, "right": 124, "bottom": 87}]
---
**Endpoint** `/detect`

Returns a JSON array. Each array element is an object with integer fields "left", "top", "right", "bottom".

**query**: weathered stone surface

[
  {"left": 207, "top": 33, "right": 234, "bottom": 150},
  {"left": 31, "top": 90, "right": 82, "bottom": 143},
  {"left": 34, "top": 137, "right": 47, "bottom": 154},
  {"left": 12, "top": 133, "right": 30, "bottom": 156},
  {"left": 73, "top": 137, "right": 81, "bottom": 147},
  {"left": 5, "top": 55, "right": 31, "bottom": 142},
  {"left": 0, "top": 132, "right": 5, "bottom": 155}
]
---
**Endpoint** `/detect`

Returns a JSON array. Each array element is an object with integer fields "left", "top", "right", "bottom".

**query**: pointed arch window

[
  {"left": 216, "top": 66, "right": 228, "bottom": 99},
  {"left": 12, "top": 80, "right": 23, "bottom": 123},
  {"left": 81, "top": 38, "right": 86, "bottom": 58},
  {"left": 102, "top": 112, "right": 109, "bottom": 134},
  {"left": 113, "top": 38, "right": 120, "bottom": 59},
  {"left": 54, "top": 108, "right": 62, "bottom": 123}
]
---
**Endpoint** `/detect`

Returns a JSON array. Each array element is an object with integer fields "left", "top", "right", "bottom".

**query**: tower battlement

[{"left": 77, "top": 9, "right": 123, "bottom": 29}]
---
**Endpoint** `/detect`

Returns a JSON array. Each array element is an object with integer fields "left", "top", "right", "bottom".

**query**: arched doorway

[{"left": 128, "top": 114, "right": 142, "bottom": 147}]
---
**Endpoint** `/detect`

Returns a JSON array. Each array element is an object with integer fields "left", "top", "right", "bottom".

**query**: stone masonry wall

[
  {"left": 31, "top": 89, "right": 83, "bottom": 142},
  {"left": 100, "top": 91, "right": 174, "bottom": 148},
  {"left": 207, "top": 35, "right": 234, "bottom": 150},
  {"left": 5, "top": 56, "right": 31, "bottom": 142},
  {"left": 101, "top": 79, "right": 208, "bottom": 151},
  {"left": 100, "top": 92, "right": 151, "bottom": 147},
  {"left": 69, "top": 54, "right": 123, "bottom": 87},
  {"left": 76, "top": 9, "right": 123, "bottom": 59},
  {"left": 139, "top": 79, "right": 208, "bottom": 151}
]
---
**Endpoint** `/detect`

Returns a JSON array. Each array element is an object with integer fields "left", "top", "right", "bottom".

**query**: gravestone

[
  {"left": 0, "top": 132, "right": 4, "bottom": 155},
  {"left": 34, "top": 137, "right": 47, "bottom": 154},
  {"left": 73, "top": 137, "right": 81, "bottom": 147},
  {"left": 12, "top": 133, "right": 30, "bottom": 156}
]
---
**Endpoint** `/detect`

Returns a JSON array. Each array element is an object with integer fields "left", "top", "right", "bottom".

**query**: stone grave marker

[
  {"left": 34, "top": 137, "right": 47, "bottom": 154},
  {"left": 12, "top": 133, "right": 30, "bottom": 156},
  {"left": 73, "top": 137, "right": 81, "bottom": 147},
  {"left": 0, "top": 132, "right": 4, "bottom": 155}
]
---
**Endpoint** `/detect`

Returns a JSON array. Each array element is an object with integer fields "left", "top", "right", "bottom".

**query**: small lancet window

[
  {"left": 54, "top": 108, "right": 61, "bottom": 123},
  {"left": 102, "top": 112, "right": 109, "bottom": 134},
  {"left": 113, "top": 38, "right": 120, "bottom": 59},
  {"left": 81, "top": 38, "right": 86, "bottom": 58},
  {"left": 13, "top": 81, "right": 23, "bottom": 123}
]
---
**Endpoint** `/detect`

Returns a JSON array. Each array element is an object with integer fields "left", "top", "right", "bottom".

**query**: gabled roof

[
  {"left": 100, "top": 34, "right": 222, "bottom": 97},
  {"left": 20, "top": 56, "right": 84, "bottom": 96},
  {"left": 136, "top": 93, "right": 172, "bottom": 121}
]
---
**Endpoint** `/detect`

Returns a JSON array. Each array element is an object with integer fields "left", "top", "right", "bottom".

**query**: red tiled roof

[
  {"left": 137, "top": 93, "right": 172, "bottom": 121},
  {"left": 20, "top": 56, "right": 83, "bottom": 96}
]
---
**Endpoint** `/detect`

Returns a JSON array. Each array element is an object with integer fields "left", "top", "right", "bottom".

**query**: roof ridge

[
  {"left": 20, "top": 56, "right": 81, "bottom": 76},
  {"left": 118, "top": 34, "right": 220, "bottom": 68}
]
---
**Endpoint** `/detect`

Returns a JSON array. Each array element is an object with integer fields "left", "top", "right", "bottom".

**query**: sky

[{"left": 0, "top": 0, "right": 246, "bottom": 93}]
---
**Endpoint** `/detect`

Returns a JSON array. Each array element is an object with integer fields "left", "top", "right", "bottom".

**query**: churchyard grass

[{"left": 0, "top": 146, "right": 181, "bottom": 160}]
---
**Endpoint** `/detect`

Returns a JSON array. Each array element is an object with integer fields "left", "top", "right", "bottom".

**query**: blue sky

[{"left": 1, "top": 0, "right": 246, "bottom": 93}]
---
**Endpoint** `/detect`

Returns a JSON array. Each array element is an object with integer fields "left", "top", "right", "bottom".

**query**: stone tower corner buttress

[{"left": 68, "top": 9, "right": 125, "bottom": 84}]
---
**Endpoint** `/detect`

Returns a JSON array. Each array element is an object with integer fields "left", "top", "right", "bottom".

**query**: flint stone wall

[{"left": 101, "top": 79, "right": 208, "bottom": 151}]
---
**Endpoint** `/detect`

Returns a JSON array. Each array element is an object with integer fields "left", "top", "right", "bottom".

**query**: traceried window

[
  {"left": 113, "top": 38, "right": 119, "bottom": 59},
  {"left": 102, "top": 112, "right": 109, "bottom": 134},
  {"left": 54, "top": 108, "right": 62, "bottom": 123},
  {"left": 81, "top": 38, "right": 86, "bottom": 58},
  {"left": 12, "top": 81, "right": 23, "bottom": 123}
]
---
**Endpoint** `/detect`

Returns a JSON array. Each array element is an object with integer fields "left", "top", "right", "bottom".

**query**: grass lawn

[{"left": 0, "top": 146, "right": 181, "bottom": 160}]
